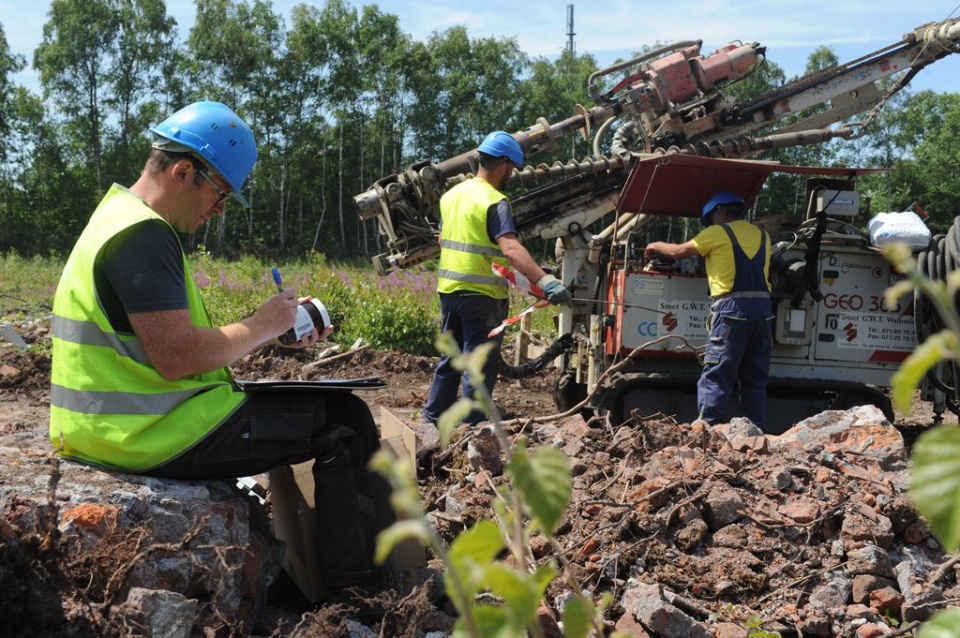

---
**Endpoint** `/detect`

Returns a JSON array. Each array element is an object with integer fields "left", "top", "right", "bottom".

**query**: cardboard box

[
  {"left": 270, "top": 461, "right": 328, "bottom": 602},
  {"left": 377, "top": 407, "right": 427, "bottom": 570},
  {"left": 270, "top": 407, "right": 425, "bottom": 602},
  {"left": 378, "top": 406, "right": 418, "bottom": 478}
]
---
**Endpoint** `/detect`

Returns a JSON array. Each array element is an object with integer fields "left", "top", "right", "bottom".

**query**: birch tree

[{"left": 35, "top": 0, "right": 120, "bottom": 194}]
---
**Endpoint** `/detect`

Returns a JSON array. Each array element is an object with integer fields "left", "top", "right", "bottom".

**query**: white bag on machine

[{"left": 867, "top": 210, "right": 931, "bottom": 250}]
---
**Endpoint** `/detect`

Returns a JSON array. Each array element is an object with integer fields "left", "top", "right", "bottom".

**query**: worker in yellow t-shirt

[{"left": 645, "top": 190, "right": 773, "bottom": 429}]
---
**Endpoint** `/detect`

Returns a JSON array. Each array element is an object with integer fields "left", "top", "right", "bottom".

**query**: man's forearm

[
  {"left": 133, "top": 288, "right": 309, "bottom": 380},
  {"left": 499, "top": 236, "right": 547, "bottom": 283},
  {"left": 509, "top": 250, "right": 547, "bottom": 284},
  {"left": 131, "top": 310, "right": 276, "bottom": 380},
  {"left": 646, "top": 241, "right": 698, "bottom": 260}
]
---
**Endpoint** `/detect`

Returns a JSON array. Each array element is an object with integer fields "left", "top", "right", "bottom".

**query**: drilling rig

[{"left": 354, "top": 19, "right": 960, "bottom": 432}]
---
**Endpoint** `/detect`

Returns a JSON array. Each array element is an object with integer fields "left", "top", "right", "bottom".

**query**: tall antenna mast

[{"left": 566, "top": 4, "right": 576, "bottom": 54}]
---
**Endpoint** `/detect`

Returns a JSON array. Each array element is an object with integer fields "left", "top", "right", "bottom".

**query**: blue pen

[{"left": 271, "top": 268, "right": 283, "bottom": 293}]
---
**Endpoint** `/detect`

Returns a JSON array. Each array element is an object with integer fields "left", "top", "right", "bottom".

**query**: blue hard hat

[
  {"left": 150, "top": 102, "right": 258, "bottom": 208},
  {"left": 477, "top": 131, "right": 524, "bottom": 167},
  {"left": 701, "top": 190, "right": 745, "bottom": 226}
]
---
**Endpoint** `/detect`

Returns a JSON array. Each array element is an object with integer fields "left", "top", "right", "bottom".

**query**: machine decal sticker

[
  {"left": 654, "top": 299, "right": 709, "bottom": 340},
  {"left": 826, "top": 312, "right": 914, "bottom": 351},
  {"left": 633, "top": 277, "right": 666, "bottom": 295}
]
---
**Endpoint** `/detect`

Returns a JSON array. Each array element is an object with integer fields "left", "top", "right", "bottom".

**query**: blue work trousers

[
  {"left": 697, "top": 296, "right": 773, "bottom": 428},
  {"left": 424, "top": 293, "right": 509, "bottom": 425}
]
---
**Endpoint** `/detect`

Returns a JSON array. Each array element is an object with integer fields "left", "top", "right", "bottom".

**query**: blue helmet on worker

[
  {"left": 701, "top": 190, "right": 745, "bottom": 226},
  {"left": 477, "top": 131, "right": 524, "bottom": 167},
  {"left": 150, "top": 101, "right": 258, "bottom": 208}
]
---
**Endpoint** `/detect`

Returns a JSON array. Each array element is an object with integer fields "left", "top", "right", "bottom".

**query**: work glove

[{"left": 536, "top": 274, "right": 572, "bottom": 305}]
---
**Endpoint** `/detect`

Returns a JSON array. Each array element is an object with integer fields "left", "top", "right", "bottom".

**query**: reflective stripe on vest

[
  {"left": 437, "top": 268, "right": 508, "bottom": 288},
  {"left": 440, "top": 239, "right": 504, "bottom": 256},
  {"left": 51, "top": 384, "right": 213, "bottom": 415},
  {"left": 50, "top": 185, "right": 245, "bottom": 471},
  {"left": 52, "top": 315, "right": 150, "bottom": 365},
  {"left": 437, "top": 178, "right": 511, "bottom": 298}
]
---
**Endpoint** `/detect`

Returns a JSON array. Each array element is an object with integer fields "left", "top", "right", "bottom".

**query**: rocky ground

[{"left": 1, "top": 316, "right": 959, "bottom": 637}]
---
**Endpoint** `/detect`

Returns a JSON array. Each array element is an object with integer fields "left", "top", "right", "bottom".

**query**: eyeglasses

[{"left": 196, "top": 168, "right": 230, "bottom": 205}]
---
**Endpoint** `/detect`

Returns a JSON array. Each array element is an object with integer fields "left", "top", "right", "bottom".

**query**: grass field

[{"left": 0, "top": 252, "right": 558, "bottom": 356}]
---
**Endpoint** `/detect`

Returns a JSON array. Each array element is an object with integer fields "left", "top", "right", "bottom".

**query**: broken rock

[
  {"left": 851, "top": 574, "right": 898, "bottom": 605},
  {"left": 620, "top": 581, "right": 711, "bottom": 638},
  {"left": 109, "top": 587, "right": 197, "bottom": 638},
  {"left": 0, "top": 453, "right": 283, "bottom": 634},
  {"left": 772, "top": 406, "right": 908, "bottom": 471},
  {"left": 845, "top": 544, "right": 896, "bottom": 580},
  {"left": 810, "top": 573, "right": 853, "bottom": 608},
  {"left": 841, "top": 503, "right": 894, "bottom": 549},
  {"left": 466, "top": 425, "right": 502, "bottom": 475},
  {"left": 702, "top": 486, "right": 746, "bottom": 529}
]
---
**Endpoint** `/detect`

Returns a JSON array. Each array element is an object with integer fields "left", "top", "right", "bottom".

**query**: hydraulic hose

[
  {"left": 914, "top": 217, "right": 960, "bottom": 415},
  {"left": 499, "top": 333, "right": 574, "bottom": 380},
  {"left": 792, "top": 210, "right": 827, "bottom": 307}
]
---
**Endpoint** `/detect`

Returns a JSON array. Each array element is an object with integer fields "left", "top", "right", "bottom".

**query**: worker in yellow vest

[
  {"left": 424, "top": 131, "right": 571, "bottom": 426},
  {"left": 49, "top": 101, "right": 439, "bottom": 602}
]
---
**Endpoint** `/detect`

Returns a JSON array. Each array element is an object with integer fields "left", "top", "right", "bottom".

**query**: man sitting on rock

[{"left": 48, "top": 101, "right": 438, "bottom": 603}]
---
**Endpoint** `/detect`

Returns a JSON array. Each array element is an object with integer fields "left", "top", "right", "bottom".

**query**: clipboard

[{"left": 236, "top": 377, "right": 387, "bottom": 392}]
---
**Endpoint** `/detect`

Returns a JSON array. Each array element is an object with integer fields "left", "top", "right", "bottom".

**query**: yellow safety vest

[
  {"left": 437, "top": 178, "right": 511, "bottom": 299},
  {"left": 49, "top": 185, "right": 245, "bottom": 471}
]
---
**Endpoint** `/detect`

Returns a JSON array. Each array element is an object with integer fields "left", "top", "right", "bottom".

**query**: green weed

[
  {"left": 0, "top": 252, "right": 62, "bottom": 318},
  {"left": 184, "top": 254, "right": 442, "bottom": 354},
  {"left": 2, "top": 253, "right": 560, "bottom": 356},
  {"left": 884, "top": 243, "right": 960, "bottom": 638},
  {"left": 745, "top": 615, "right": 780, "bottom": 638}
]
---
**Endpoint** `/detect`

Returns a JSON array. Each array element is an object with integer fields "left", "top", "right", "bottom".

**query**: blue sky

[{"left": 2, "top": 0, "right": 959, "bottom": 96}]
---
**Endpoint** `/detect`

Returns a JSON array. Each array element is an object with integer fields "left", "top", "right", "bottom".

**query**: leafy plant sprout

[
  {"left": 371, "top": 334, "right": 616, "bottom": 637},
  {"left": 884, "top": 242, "right": 960, "bottom": 637}
]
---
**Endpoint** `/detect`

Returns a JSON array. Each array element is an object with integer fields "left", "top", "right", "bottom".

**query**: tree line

[{"left": 0, "top": 0, "right": 958, "bottom": 260}]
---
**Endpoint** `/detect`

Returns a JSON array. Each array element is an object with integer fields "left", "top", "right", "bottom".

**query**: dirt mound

[
  {"left": 419, "top": 409, "right": 952, "bottom": 635},
  {"left": 0, "top": 347, "right": 51, "bottom": 398},
  {"left": 225, "top": 341, "right": 557, "bottom": 418},
  {"left": 1, "top": 322, "right": 957, "bottom": 636}
]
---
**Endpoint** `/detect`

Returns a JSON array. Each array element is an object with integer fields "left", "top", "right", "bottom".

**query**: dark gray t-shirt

[
  {"left": 487, "top": 199, "right": 518, "bottom": 241},
  {"left": 94, "top": 220, "right": 188, "bottom": 334}
]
